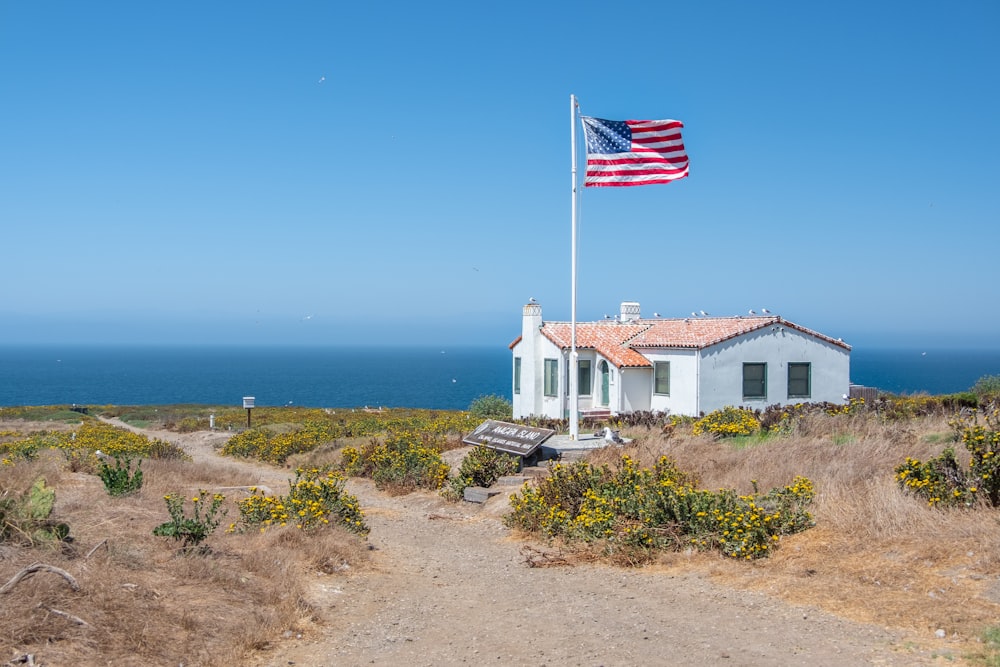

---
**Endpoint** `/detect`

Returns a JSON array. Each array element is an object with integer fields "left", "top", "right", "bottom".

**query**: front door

[{"left": 599, "top": 361, "right": 610, "bottom": 407}]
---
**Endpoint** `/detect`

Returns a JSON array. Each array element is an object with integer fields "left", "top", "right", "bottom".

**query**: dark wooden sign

[{"left": 463, "top": 420, "right": 555, "bottom": 458}]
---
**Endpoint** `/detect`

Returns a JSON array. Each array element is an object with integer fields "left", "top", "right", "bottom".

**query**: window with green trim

[
  {"left": 578, "top": 359, "right": 592, "bottom": 396},
  {"left": 743, "top": 362, "right": 766, "bottom": 399},
  {"left": 544, "top": 358, "right": 558, "bottom": 397},
  {"left": 787, "top": 362, "right": 810, "bottom": 398},
  {"left": 514, "top": 357, "right": 521, "bottom": 395},
  {"left": 654, "top": 361, "right": 670, "bottom": 395}
]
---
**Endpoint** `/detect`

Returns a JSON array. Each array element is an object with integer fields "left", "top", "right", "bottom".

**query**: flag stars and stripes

[{"left": 581, "top": 116, "right": 689, "bottom": 187}]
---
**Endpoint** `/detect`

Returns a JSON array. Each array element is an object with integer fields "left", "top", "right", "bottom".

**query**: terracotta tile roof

[
  {"left": 629, "top": 316, "right": 781, "bottom": 349},
  {"left": 541, "top": 322, "right": 651, "bottom": 368},
  {"left": 537, "top": 316, "right": 850, "bottom": 368}
]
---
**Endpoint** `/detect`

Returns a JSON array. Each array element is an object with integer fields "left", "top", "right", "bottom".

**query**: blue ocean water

[
  {"left": 0, "top": 346, "right": 511, "bottom": 409},
  {"left": 849, "top": 348, "right": 1000, "bottom": 396},
  {"left": 1, "top": 345, "right": 999, "bottom": 409}
]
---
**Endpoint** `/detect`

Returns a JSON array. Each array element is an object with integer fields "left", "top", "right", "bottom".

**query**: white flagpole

[{"left": 569, "top": 94, "right": 580, "bottom": 440}]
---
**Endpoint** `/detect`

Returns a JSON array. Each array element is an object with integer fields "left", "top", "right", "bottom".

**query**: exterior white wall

[
  {"left": 511, "top": 306, "right": 566, "bottom": 420},
  {"left": 620, "top": 368, "right": 652, "bottom": 412},
  {"left": 642, "top": 349, "right": 700, "bottom": 416},
  {"left": 513, "top": 307, "right": 850, "bottom": 420},
  {"left": 697, "top": 327, "right": 850, "bottom": 415}
]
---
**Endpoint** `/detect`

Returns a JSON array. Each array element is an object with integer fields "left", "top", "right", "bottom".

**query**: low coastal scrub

[
  {"left": 96, "top": 454, "right": 144, "bottom": 496},
  {"left": 1, "top": 421, "right": 186, "bottom": 470},
  {"left": 896, "top": 407, "right": 1000, "bottom": 507},
  {"left": 468, "top": 394, "right": 513, "bottom": 420},
  {"left": 221, "top": 408, "right": 478, "bottom": 465},
  {"left": 235, "top": 467, "right": 369, "bottom": 535},
  {"left": 57, "top": 421, "right": 188, "bottom": 466},
  {"left": 153, "top": 490, "right": 227, "bottom": 552},
  {"left": 223, "top": 421, "right": 337, "bottom": 464},
  {"left": 0, "top": 447, "right": 371, "bottom": 665},
  {"left": 506, "top": 455, "right": 814, "bottom": 563},
  {"left": 692, "top": 406, "right": 761, "bottom": 438},
  {"left": 340, "top": 432, "right": 450, "bottom": 493},
  {"left": 0, "top": 477, "right": 71, "bottom": 546},
  {"left": 443, "top": 445, "right": 520, "bottom": 501}
]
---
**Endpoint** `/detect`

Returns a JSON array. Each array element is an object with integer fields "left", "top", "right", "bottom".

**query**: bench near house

[{"left": 510, "top": 301, "right": 851, "bottom": 419}]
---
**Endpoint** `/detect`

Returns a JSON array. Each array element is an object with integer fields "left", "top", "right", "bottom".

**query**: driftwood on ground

[{"left": 0, "top": 562, "right": 80, "bottom": 595}]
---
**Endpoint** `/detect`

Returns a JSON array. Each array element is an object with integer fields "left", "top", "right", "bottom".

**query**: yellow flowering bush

[
  {"left": 222, "top": 421, "right": 336, "bottom": 464},
  {"left": 896, "top": 408, "right": 1000, "bottom": 507},
  {"left": 221, "top": 409, "right": 479, "bottom": 465},
  {"left": 506, "top": 455, "right": 814, "bottom": 561},
  {"left": 55, "top": 422, "right": 187, "bottom": 467},
  {"left": 341, "top": 431, "right": 449, "bottom": 492},
  {"left": 0, "top": 432, "right": 61, "bottom": 465},
  {"left": 236, "top": 467, "right": 368, "bottom": 535},
  {"left": 692, "top": 407, "right": 761, "bottom": 438}
]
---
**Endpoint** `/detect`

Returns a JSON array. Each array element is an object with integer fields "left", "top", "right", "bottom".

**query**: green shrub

[
  {"left": 469, "top": 395, "right": 513, "bottom": 421},
  {"left": 443, "top": 446, "right": 520, "bottom": 501},
  {"left": 96, "top": 454, "right": 144, "bottom": 496},
  {"left": 0, "top": 478, "right": 71, "bottom": 546},
  {"left": 973, "top": 375, "right": 1000, "bottom": 401},
  {"left": 153, "top": 491, "right": 226, "bottom": 551}
]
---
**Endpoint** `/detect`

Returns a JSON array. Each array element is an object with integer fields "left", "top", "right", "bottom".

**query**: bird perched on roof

[
  {"left": 761, "top": 308, "right": 771, "bottom": 315},
  {"left": 528, "top": 297, "right": 537, "bottom": 303},
  {"left": 748, "top": 309, "right": 756, "bottom": 315},
  {"left": 700, "top": 310, "right": 709, "bottom": 317}
]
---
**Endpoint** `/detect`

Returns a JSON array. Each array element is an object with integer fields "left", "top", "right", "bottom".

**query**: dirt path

[{"left": 104, "top": 420, "right": 934, "bottom": 666}]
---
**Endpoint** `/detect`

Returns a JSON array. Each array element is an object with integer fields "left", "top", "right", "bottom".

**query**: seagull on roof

[
  {"left": 761, "top": 308, "right": 771, "bottom": 315},
  {"left": 748, "top": 309, "right": 756, "bottom": 315},
  {"left": 700, "top": 310, "right": 709, "bottom": 317},
  {"left": 528, "top": 297, "right": 537, "bottom": 303},
  {"left": 691, "top": 312, "right": 698, "bottom": 317},
  {"left": 653, "top": 312, "right": 661, "bottom": 318}
]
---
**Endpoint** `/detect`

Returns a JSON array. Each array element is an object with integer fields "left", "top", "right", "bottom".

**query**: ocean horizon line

[{"left": 2, "top": 344, "right": 1000, "bottom": 409}]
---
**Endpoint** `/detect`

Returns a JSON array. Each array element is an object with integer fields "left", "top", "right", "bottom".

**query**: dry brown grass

[
  {"left": 599, "top": 413, "right": 1000, "bottom": 649},
  {"left": 6, "top": 411, "right": 1000, "bottom": 663},
  {"left": 0, "top": 449, "right": 370, "bottom": 666}
]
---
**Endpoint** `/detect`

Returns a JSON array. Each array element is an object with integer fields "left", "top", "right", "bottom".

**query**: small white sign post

[{"left": 243, "top": 396, "right": 255, "bottom": 428}]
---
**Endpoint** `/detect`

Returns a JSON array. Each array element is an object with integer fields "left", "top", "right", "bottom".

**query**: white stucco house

[{"left": 510, "top": 301, "right": 851, "bottom": 419}]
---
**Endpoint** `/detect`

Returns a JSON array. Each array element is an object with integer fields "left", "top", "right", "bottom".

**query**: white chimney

[
  {"left": 523, "top": 302, "right": 542, "bottom": 337},
  {"left": 620, "top": 301, "right": 640, "bottom": 322}
]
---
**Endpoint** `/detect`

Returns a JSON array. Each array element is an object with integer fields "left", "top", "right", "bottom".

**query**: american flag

[{"left": 581, "top": 116, "right": 689, "bottom": 187}]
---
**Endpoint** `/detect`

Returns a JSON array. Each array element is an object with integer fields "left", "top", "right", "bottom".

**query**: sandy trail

[{"left": 103, "top": 418, "right": 929, "bottom": 666}]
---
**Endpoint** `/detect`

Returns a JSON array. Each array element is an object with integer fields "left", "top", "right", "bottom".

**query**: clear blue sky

[{"left": 2, "top": 1, "right": 998, "bottom": 349}]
